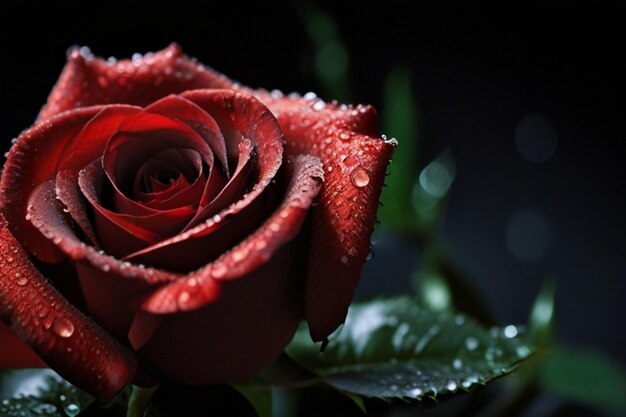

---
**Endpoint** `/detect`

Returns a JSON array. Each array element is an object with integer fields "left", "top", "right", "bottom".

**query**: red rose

[{"left": 0, "top": 44, "right": 395, "bottom": 401}]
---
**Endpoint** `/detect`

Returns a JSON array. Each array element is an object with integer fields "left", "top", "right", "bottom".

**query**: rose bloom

[{"left": 0, "top": 44, "right": 395, "bottom": 401}]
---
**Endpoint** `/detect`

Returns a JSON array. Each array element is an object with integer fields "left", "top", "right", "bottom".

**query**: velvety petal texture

[{"left": 0, "top": 44, "right": 395, "bottom": 398}]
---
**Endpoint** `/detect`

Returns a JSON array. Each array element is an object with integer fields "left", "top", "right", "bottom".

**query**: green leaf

[
  {"left": 379, "top": 67, "right": 420, "bottom": 230},
  {"left": 540, "top": 347, "right": 626, "bottom": 416},
  {"left": 287, "top": 297, "right": 532, "bottom": 401},
  {"left": 0, "top": 369, "right": 94, "bottom": 416}
]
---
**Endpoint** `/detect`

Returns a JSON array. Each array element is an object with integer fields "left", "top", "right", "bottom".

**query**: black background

[{"left": 0, "top": 0, "right": 624, "bottom": 368}]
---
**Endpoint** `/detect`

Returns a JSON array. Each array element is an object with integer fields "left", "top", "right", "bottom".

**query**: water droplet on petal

[
  {"left": 211, "top": 264, "right": 227, "bottom": 279},
  {"left": 312, "top": 100, "right": 326, "bottom": 111},
  {"left": 51, "top": 318, "right": 75, "bottom": 338},
  {"left": 16, "top": 277, "right": 28, "bottom": 286},
  {"left": 178, "top": 291, "right": 190, "bottom": 306},
  {"left": 38, "top": 306, "right": 49, "bottom": 318},
  {"left": 351, "top": 168, "right": 370, "bottom": 188}
]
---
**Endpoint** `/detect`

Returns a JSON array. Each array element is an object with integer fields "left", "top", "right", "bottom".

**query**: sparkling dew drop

[
  {"left": 64, "top": 403, "right": 80, "bottom": 417},
  {"left": 51, "top": 317, "right": 75, "bottom": 338},
  {"left": 350, "top": 167, "right": 370, "bottom": 188}
]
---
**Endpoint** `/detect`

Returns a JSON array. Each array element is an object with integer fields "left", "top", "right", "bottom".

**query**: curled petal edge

[{"left": 0, "top": 215, "right": 137, "bottom": 402}]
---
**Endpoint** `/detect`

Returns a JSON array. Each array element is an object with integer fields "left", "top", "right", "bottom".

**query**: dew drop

[
  {"left": 516, "top": 345, "right": 531, "bottom": 358},
  {"left": 465, "top": 337, "right": 479, "bottom": 351},
  {"left": 340, "top": 256, "right": 349, "bottom": 265},
  {"left": 446, "top": 379, "right": 458, "bottom": 391},
  {"left": 503, "top": 324, "right": 518, "bottom": 338},
  {"left": 350, "top": 168, "right": 370, "bottom": 188},
  {"left": 453, "top": 358, "right": 463, "bottom": 369},
  {"left": 339, "top": 132, "right": 350, "bottom": 141},
  {"left": 64, "top": 403, "right": 80, "bottom": 417},
  {"left": 51, "top": 318, "right": 75, "bottom": 338},
  {"left": 408, "top": 387, "right": 423, "bottom": 397},
  {"left": 312, "top": 100, "right": 326, "bottom": 111},
  {"left": 16, "top": 277, "right": 28, "bottom": 286},
  {"left": 178, "top": 291, "right": 190, "bottom": 306},
  {"left": 211, "top": 264, "right": 228, "bottom": 279}
]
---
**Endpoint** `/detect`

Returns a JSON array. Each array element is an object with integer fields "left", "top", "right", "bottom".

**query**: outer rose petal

[
  {"left": 0, "top": 217, "right": 137, "bottom": 402},
  {"left": 37, "top": 45, "right": 396, "bottom": 340},
  {"left": 0, "top": 105, "right": 141, "bottom": 260},
  {"left": 259, "top": 96, "right": 396, "bottom": 340},
  {"left": 0, "top": 322, "right": 46, "bottom": 368}
]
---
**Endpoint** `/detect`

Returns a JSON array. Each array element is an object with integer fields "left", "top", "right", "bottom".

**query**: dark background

[{"left": 0, "top": 0, "right": 624, "bottom": 369}]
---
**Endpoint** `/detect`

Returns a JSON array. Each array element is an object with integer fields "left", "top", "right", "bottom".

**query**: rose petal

[
  {"left": 127, "top": 155, "right": 322, "bottom": 384},
  {"left": 53, "top": 106, "right": 143, "bottom": 246},
  {"left": 0, "top": 216, "right": 137, "bottom": 402},
  {"left": 123, "top": 90, "right": 284, "bottom": 271},
  {"left": 103, "top": 111, "right": 213, "bottom": 197},
  {"left": 0, "top": 322, "right": 46, "bottom": 368},
  {"left": 78, "top": 161, "right": 196, "bottom": 255},
  {"left": 259, "top": 96, "right": 396, "bottom": 340},
  {"left": 1, "top": 107, "right": 104, "bottom": 262},
  {"left": 145, "top": 95, "right": 229, "bottom": 175},
  {"left": 39, "top": 44, "right": 233, "bottom": 121},
  {"left": 132, "top": 149, "right": 205, "bottom": 209},
  {"left": 26, "top": 179, "right": 178, "bottom": 286},
  {"left": 185, "top": 137, "right": 254, "bottom": 230},
  {"left": 139, "top": 154, "right": 323, "bottom": 313}
]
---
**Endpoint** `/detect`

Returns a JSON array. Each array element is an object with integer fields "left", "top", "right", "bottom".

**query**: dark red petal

[
  {"left": 25, "top": 180, "right": 181, "bottom": 346},
  {"left": 1, "top": 107, "right": 104, "bottom": 262},
  {"left": 127, "top": 155, "right": 322, "bottom": 384},
  {"left": 0, "top": 216, "right": 137, "bottom": 402},
  {"left": 0, "top": 323, "right": 46, "bottom": 368},
  {"left": 77, "top": 161, "right": 195, "bottom": 256},
  {"left": 132, "top": 149, "right": 204, "bottom": 209},
  {"left": 123, "top": 90, "right": 284, "bottom": 270},
  {"left": 53, "top": 106, "right": 143, "bottom": 246},
  {"left": 185, "top": 138, "right": 254, "bottom": 229},
  {"left": 261, "top": 95, "right": 396, "bottom": 340},
  {"left": 26, "top": 179, "right": 179, "bottom": 286},
  {"left": 103, "top": 111, "right": 212, "bottom": 195},
  {"left": 139, "top": 154, "right": 323, "bottom": 313},
  {"left": 126, "top": 149, "right": 205, "bottom": 213},
  {"left": 39, "top": 44, "right": 234, "bottom": 121},
  {"left": 145, "top": 95, "right": 229, "bottom": 174}
]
